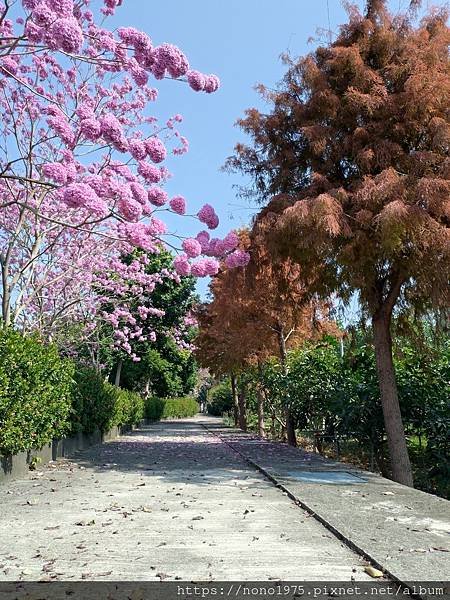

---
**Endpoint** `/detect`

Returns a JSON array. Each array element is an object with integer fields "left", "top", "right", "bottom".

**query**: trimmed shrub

[
  {"left": 163, "top": 396, "right": 198, "bottom": 418},
  {"left": 145, "top": 396, "right": 198, "bottom": 420},
  {"left": 71, "top": 367, "right": 115, "bottom": 434},
  {"left": 207, "top": 382, "right": 233, "bottom": 416},
  {"left": 109, "top": 386, "right": 145, "bottom": 429},
  {"left": 144, "top": 396, "right": 165, "bottom": 421},
  {"left": 72, "top": 369, "right": 145, "bottom": 434},
  {"left": 0, "top": 329, "right": 74, "bottom": 455}
]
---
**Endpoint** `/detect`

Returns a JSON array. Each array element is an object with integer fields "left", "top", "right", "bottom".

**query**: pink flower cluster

[
  {"left": 197, "top": 203, "right": 219, "bottom": 229},
  {"left": 148, "top": 186, "right": 168, "bottom": 207},
  {"left": 121, "top": 223, "right": 157, "bottom": 252},
  {"left": 27, "top": 1, "right": 84, "bottom": 55},
  {"left": 225, "top": 250, "right": 251, "bottom": 268},
  {"left": 47, "top": 18, "right": 83, "bottom": 54},
  {"left": 192, "top": 257, "right": 220, "bottom": 277},
  {"left": 196, "top": 231, "right": 211, "bottom": 252},
  {"left": 100, "top": 113, "right": 128, "bottom": 152},
  {"left": 137, "top": 162, "right": 162, "bottom": 184},
  {"left": 42, "top": 161, "right": 76, "bottom": 184},
  {"left": 169, "top": 195, "right": 186, "bottom": 215},
  {"left": 151, "top": 43, "right": 189, "bottom": 79},
  {"left": 182, "top": 238, "right": 202, "bottom": 258},
  {"left": 145, "top": 137, "right": 167, "bottom": 163},
  {"left": 187, "top": 71, "right": 221, "bottom": 94},
  {"left": 62, "top": 182, "right": 107, "bottom": 216},
  {"left": 173, "top": 254, "right": 220, "bottom": 278},
  {"left": 80, "top": 117, "right": 101, "bottom": 141},
  {"left": 46, "top": 110, "right": 74, "bottom": 146}
]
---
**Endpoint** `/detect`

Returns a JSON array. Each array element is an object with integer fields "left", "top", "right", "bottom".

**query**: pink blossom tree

[{"left": 0, "top": 0, "right": 246, "bottom": 343}]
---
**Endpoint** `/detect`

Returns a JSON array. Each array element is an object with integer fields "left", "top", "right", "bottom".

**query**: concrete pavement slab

[
  {"left": 201, "top": 418, "right": 450, "bottom": 587},
  {"left": 0, "top": 418, "right": 374, "bottom": 581}
]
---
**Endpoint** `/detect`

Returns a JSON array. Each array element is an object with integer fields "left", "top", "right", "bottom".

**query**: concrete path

[
  {"left": 0, "top": 417, "right": 374, "bottom": 581},
  {"left": 202, "top": 420, "right": 450, "bottom": 586}
]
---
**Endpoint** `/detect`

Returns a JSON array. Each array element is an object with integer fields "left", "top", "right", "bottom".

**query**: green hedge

[
  {"left": 71, "top": 367, "right": 114, "bottom": 434},
  {"left": 144, "top": 396, "right": 165, "bottom": 421},
  {"left": 145, "top": 396, "right": 198, "bottom": 420},
  {"left": 72, "top": 368, "right": 144, "bottom": 433},
  {"left": 0, "top": 331, "right": 146, "bottom": 456},
  {"left": 104, "top": 384, "right": 145, "bottom": 430},
  {"left": 0, "top": 329, "right": 74, "bottom": 455}
]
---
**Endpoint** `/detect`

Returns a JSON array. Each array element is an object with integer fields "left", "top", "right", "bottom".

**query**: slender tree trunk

[
  {"left": 238, "top": 383, "right": 247, "bottom": 432},
  {"left": 277, "top": 325, "right": 297, "bottom": 447},
  {"left": 257, "top": 387, "right": 265, "bottom": 438},
  {"left": 1, "top": 259, "right": 11, "bottom": 327},
  {"left": 114, "top": 359, "right": 123, "bottom": 388},
  {"left": 230, "top": 373, "right": 239, "bottom": 427},
  {"left": 257, "top": 362, "right": 265, "bottom": 438},
  {"left": 372, "top": 314, "right": 413, "bottom": 487}
]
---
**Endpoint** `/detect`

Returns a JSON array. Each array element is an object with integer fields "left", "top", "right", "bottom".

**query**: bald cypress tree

[
  {"left": 196, "top": 231, "right": 334, "bottom": 443},
  {"left": 228, "top": 2, "right": 449, "bottom": 485}
]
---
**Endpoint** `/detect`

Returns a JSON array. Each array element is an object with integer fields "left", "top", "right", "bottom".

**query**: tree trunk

[
  {"left": 257, "top": 362, "right": 265, "bottom": 438},
  {"left": 1, "top": 260, "right": 11, "bottom": 327},
  {"left": 230, "top": 373, "right": 239, "bottom": 427},
  {"left": 277, "top": 325, "right": 297, "bottom": 447},
  {"left": 372, "top": 314, "right": 413, "bottom": 487},
  {"left": 271, "top": 413, "right": 276, "bottom": 438},
  {"left": 257, "top": 388, "right": 265, "bottom": 438},
  {"left": 285, "top": 411, "right": 297, "bottom": 447},
  {"left": 238, "top": 384, "right": 247, "bottom": 432},
  {"left": 114, "top": 359, "right": 123, "bottom": 387}
]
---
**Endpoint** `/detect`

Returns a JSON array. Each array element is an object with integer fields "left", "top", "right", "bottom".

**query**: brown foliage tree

[
  {"left": 195, "top": 230, "right": 335, "bottom": 442},
  {"left": 227, "top": 2, "right": 449, "bottom": 486}
]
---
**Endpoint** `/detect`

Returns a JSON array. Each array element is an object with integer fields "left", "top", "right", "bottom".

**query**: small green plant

[{"left": 28, "top": 456, "right": 42, "bottom": 471}]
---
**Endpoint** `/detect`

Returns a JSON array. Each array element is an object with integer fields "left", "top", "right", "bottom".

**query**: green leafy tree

[{"left": 113, "top": 249, "right": 199, "bottom": 395}]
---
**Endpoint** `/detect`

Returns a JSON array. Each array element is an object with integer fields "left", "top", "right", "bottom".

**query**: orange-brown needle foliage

[
  {"left": 195, "top": 231, "right": 332, "bottom": 373},
  {"left": 195, "top": 230, "right": 337, "bottom": 444},
  {"left": 228, "top": 2, "right": 449, "bottom": 486}
]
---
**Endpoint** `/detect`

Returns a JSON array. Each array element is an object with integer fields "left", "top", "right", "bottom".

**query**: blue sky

[{"left": 110, "top": 0, "right": 443, "bottom": 298}]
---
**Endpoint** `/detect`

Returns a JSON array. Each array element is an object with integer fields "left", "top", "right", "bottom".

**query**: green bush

[
  {"left": 0, "top": 329, "right": 74, "bottom": 455},
  {"left": 163, "top": 396, "right": 198, "bottom": 418},
  {"left": 144, "top": 396, "right": 165, "bottom": 421},
  {"left": 108, "top": 385, "right": 145, "bottom": 429},
  {"left": 207, "top": 382, "right": 233, "bottom": 416},
  {"left": 145, "top": 396, "right": 198, "bottom": 420},
  {"left": 71, "top": 367, "right": 115, "bottom": 434},
  {"left": 72, "top": 369, "right": 144, "bottom": 434}
]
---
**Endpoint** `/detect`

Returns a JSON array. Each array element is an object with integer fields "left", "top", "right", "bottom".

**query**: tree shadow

[{"left": 71, "top": 420, "right": 268, "bottom": 488}]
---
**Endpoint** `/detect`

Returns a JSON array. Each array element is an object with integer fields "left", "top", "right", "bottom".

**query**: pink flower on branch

[
  {"left": 145, "top": 137, "right": 167, "bottom": 164},
  {"left": 147, "top": 186, "right": 168, "bottom": 207},
  {"left": 47, "top": 18, "right": 83, "bottom": 54},
  {"left": 169, "top": 195, "right": 186, "bottom": 215},
  {"left": 225, "top": 250, "right": 251, "bottom": 269},
  {"left": 182, "top": 238, "right": 202, "bottom": 258},
  {"left": 173, "top": 253, "right": 191, "bottom": 276},
  {"left": 197, "top": 203, "right": 219, "bottom": 229}
]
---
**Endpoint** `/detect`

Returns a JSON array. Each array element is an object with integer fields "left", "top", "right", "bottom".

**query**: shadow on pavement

[{"left": 71, "top": 420, "right": 265, "bottom": 486}]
